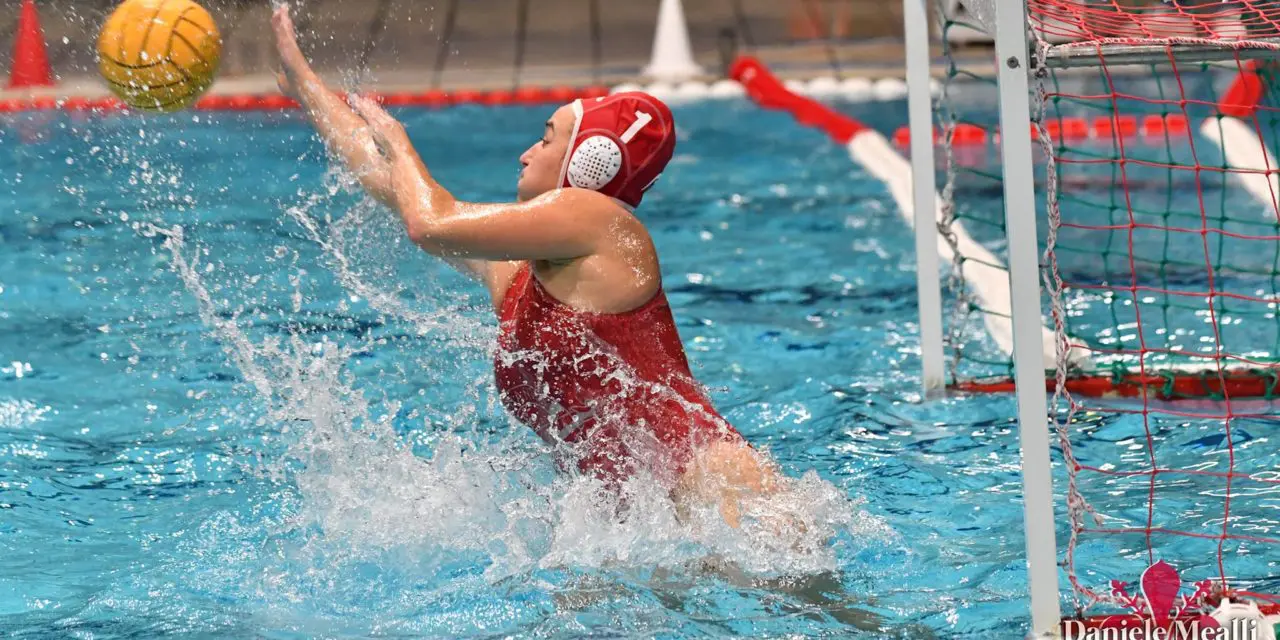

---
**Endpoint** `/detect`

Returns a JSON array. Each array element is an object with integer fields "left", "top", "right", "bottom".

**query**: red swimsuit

[{"left": 493, "top": 264, "right": 744, "bottom": 484}]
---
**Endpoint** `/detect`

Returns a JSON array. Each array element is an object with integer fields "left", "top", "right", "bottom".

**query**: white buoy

[
  {"left": 872, "top": 77, "right": 908, "bottom": 101},
  {"left": 806, "top": 76, "right": 843, "bottom": 97},
  {"left": 642, "top": 0, "right": 704, "bottom": 83},
  {"left": 674, "top": 81, "right": 711, "bottom": 100},
  {"left": 611, "top": 82, "right": 644, "bottom": 95},
  {"left": 708, "top": 79, "right": 745, "bottom": 98},
  {"left": 644, "top": 81, "right": 678, "bottom": 101},
  {"left": 784, "top": 79, "right": 808, "bottom": 95},
  {"left": 840, "top": 77, "right": 874, "bottom": 101}
]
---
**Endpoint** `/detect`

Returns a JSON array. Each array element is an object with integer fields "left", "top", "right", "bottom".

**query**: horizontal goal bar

[{"left": 1039, "top": 40, "right": 1280, "bottom": 68}]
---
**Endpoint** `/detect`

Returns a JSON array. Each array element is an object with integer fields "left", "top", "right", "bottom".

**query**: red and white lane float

[
  {"left": 1202, "top": 61, "right": 1280, "bottom": 216},
  {"left": 729, "top": 54, "right": 1071, "bottom": 370}
]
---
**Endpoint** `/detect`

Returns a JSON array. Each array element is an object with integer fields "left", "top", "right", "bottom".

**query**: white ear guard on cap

[
  {"left": 567, "top": 136, "right": 623, "bottom": 190},
  {"left": 559, "top": 99, "right": 628, "bottom": 194}
]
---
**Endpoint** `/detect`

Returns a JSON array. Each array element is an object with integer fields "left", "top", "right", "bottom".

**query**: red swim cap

[{"left": 557, "top": 92, "right": 676, "bottom": 209}]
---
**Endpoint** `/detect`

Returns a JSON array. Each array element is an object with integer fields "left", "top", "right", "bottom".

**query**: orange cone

[{"left": 8, "top": 0, "right": 54, "bottom": 89}]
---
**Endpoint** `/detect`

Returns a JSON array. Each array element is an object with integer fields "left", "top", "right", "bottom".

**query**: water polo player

[{"left": 272, "top": 4, "right": 783, "bottom": 527}]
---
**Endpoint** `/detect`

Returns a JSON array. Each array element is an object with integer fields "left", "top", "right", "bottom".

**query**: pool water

[{"left": 2, "top": 96, "right": 1274, "bottom": 638}]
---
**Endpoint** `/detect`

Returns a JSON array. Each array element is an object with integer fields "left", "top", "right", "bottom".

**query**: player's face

[{"left": 517, "top": 104, "right": 576, "bottom": 201}]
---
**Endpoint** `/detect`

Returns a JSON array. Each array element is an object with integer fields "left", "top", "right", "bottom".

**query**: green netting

[
  {"left": 932, "top": 0, "right": 1280, "bottom": 620},
  {"left": 935, "top": 8, "right": 1280, "bottom": 385}
]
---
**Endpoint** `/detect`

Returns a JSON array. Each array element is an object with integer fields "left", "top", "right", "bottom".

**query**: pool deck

[
  {"left": 0, "top": 0, "right": 1002, "bottom": 100},
  {"left": 0, "top": 39, "right": 1000, "bottom": 100}
]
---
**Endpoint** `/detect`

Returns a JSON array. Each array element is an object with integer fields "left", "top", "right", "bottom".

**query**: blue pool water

[{"left": 2, "top": 94, "right": 1276, "bottom": 638}]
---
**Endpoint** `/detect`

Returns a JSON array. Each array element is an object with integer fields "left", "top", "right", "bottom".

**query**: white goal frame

[
  {"left": 905, "top": 0, "right": 1065, "bottom": 635},
  {"left": 987, "top": 0, "right": 1064, "bottom": 634},
  {"left": 907, "top": 0, "right": 1280, "bottom": 635}
]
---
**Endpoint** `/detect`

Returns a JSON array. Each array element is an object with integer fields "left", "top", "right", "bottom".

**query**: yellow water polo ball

[{"left": 97, "top": 0, "right": 222, "bottom": 113}]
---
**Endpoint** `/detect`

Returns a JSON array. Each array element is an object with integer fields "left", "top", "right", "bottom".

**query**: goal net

[{"left": 928, "top": 0, "right": 1280, "bottom": 629}]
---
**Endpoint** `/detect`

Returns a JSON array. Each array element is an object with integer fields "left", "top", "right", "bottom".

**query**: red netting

[
  {"left": 1029, "top": 0, "right": 1280, "bottom": 45},
  {"left": 1026, "top": 11, "right": 1280, "bottom": 619},
  {"left": 935, "top": 0, "right": 1280, "bottom": 624}
]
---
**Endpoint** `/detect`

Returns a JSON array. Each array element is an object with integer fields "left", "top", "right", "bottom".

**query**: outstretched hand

[{"left": 271, "top": 4, "right": 309, "bottom": 97}]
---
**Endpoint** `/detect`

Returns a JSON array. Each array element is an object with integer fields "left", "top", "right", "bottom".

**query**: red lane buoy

[
  {"left": 513, "top": 86, "right": 548, "bottom": 105},
  {"left": 483, "top": 89, "right": 514, "bottom": 106},
  {"left": 547, "top": 86, "right": 577, "bottom": 103},
  {"left": 451, "top": 89, "right": 484, "bottom": 105}
]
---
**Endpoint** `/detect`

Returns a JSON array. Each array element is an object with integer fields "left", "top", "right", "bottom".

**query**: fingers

[
  {"left": 273, "top": 13, "right": 296, "bottom": 42},
  {"left": 271, "top": 4, "right": 290, "bottom": 33},
  {"left": 271, "top": 4, "right": 298, "bottom": 42},
  {"left": 272, "top": 5, "right": 312, "bottom": 75}
]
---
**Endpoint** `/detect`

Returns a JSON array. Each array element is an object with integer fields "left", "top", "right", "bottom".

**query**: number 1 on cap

[{"left": 620, "top": 111, "right": 654, "bottom": 144}]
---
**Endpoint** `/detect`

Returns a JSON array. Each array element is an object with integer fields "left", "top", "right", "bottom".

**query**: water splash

[
  {"left": 0, "top": 398, "right": 50, "bottom": 428},
  {"left": 280, "top": 165, "right": 490, "bottom": 342},
  {"left": 131, "top": 148, "right": 896, "bottom": 637}
]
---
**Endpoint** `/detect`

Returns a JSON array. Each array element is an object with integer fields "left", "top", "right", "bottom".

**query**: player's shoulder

[
  {"left": 542, "top": 187, "right": 643, "bottom": 225},
  {"left": 544, "top": 186, "right": 620, "bottom": 207}
]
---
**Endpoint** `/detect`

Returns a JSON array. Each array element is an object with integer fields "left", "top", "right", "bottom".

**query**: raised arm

[
  {"left": 352, "top": 96, "right": 631, "bottom": 264},
  {"left": 272, "top": 5, "right": 496, "bottom": 284},
  {"left": 271, "top": 5, "right": 392, "bottom": 205}
]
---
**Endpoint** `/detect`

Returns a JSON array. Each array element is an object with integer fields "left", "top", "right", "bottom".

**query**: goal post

[
  {"left": 989, "top": 0, "right": 1066, "bottom": 634},
  {"left": 914, "top": 0, "right": 1280, "bottom": 635},
  {"left": 905, "top": 0, "right": 949, "bottom": 398}
]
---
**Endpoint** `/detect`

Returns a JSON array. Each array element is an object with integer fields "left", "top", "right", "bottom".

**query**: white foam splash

[
  {"left": 147, "top": 168, "right": 892, "bottom": 608},
  {"left": 280, "top": 166, "right": 490, "bottom": 342},
  {"left": 0, "top": 398, "right": 51, "bottom": 428}
]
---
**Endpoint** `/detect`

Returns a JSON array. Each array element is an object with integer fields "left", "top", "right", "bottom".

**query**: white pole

[
  {"left": 642, "top": 0, "right": 705, "bottom": 83},
  {"left": 904, "top": 0, "right": 947, "bottom": 398},
  {"left": 990, "top": 0, "right": 1063, "bottom": 635}
]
